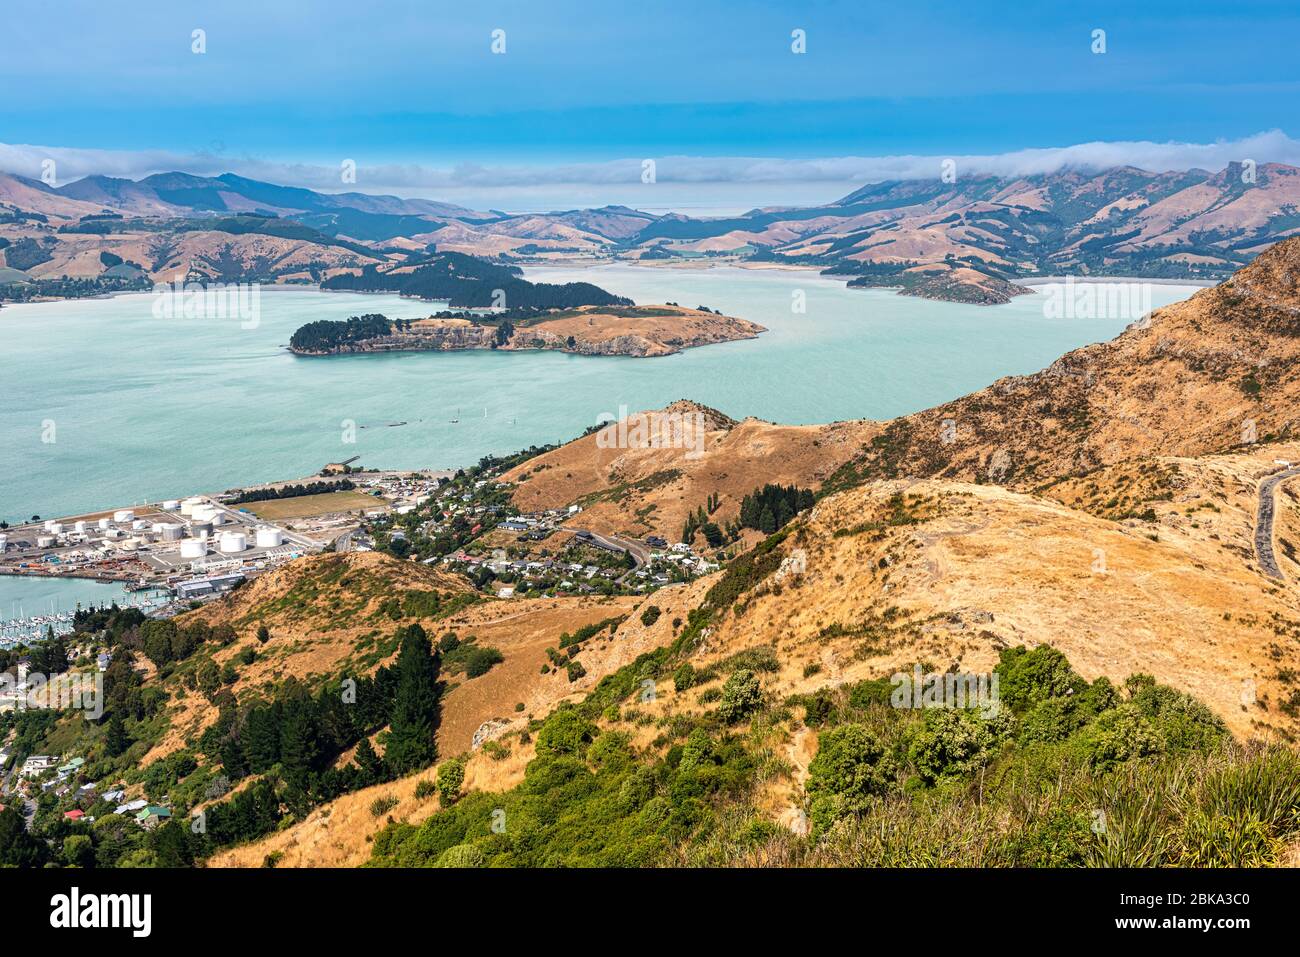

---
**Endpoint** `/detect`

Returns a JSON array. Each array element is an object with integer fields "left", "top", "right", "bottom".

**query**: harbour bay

[{"left": 0, "top": 266, "right": 1199, "bottom": 613}]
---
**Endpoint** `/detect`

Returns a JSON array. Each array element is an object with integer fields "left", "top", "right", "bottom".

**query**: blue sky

[{"left": 2, "top": 0, "right": 1298, "bottom": 211}]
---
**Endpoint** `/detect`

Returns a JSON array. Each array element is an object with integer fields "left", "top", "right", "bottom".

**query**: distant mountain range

[{"left": 2, "top": 162, "right": 1299, "bottom": 301}]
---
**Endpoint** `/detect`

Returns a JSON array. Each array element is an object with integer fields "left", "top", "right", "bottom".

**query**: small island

[{"left": 288, "top": 304, "right": 766, "bottom": 358}]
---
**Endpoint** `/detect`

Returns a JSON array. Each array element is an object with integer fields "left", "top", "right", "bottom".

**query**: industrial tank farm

[{"left": 0, "top": 494, "right": 317, "bottom": 602}]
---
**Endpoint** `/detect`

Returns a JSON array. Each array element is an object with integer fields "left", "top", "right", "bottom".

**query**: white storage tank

[
  {"left": 49, "top": 522, "right": 65, "bottom": 535},
  {"left": 43, "top": 520, "right": 57, "bottom": 532},
  {"left": 131, "top": 519, "right": 148, "bottom": 531},
  {"left": 98, "top": 518, "right": 112, "bottom": 531},
  {"left": 156, "top": 523, "right": 184, "bottom": 541},
  {"left": 192, "top": 505, "right": 225, "bottom": 525},
  {"left": 219, "top": 532, "right": 247, "bottom": 554},
  {"left": 0, "top": 534, "right": 8, "bottom": 551},
  {"left": 255, "top": 527, "right": 284, "bottom": 548},
  {"left": 37, "top": 535, "right": 56, "bottom": 548},
  {"left": 74, "top": 521, "right": 88, "bottom": 535},
  {"left": 180, "top": 497, "right": 204, "bottom": 517},
  {"left": 118, "top": 537, "right": 141, "bottom": 551},
  {"left": 179, "top": 539, "right": 207, "bottom": 559},
  {"left": 162, "top": 500, "right": 180, "bottom": 511},
  {"left": 113, "top": 509, "right": 134, "bottom": 523}
]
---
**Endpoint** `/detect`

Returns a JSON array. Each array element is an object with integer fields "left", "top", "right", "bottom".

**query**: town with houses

[{"left": 0, "top": 454, "right": 723, "bottom": 842}]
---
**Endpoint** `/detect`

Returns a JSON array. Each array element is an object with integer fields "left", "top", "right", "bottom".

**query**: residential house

[{"left": 135, "top": 806, "right": 172, "bottom": 828}]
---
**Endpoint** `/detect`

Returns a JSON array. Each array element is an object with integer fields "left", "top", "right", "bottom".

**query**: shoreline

[{"left": 1013, "top": 276, "right": 1219, "bottom": 288}]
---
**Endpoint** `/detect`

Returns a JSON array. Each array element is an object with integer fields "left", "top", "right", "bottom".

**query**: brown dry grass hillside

[
  {"left": 505, "top": 400, "right": 879, "bottom": 538},
  {"left": 208, "top": 577, "right": 714, "bottom": 867},
  {"left": 696, "top": 450, "right": 1300, "bottom": 743},
  {"left": 147, "top": 552, "right": 474, "bottom": 762},
  {"left": 825, "top": 236, "right": 1300, "bottom": 492}
]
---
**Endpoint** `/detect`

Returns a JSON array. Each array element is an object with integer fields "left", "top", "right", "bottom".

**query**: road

[
  {"left": 560, "top": 527, "right": 651, "bottom": 578},
  {"left": 1254, "top": 467, "right": 1300, "bottom": 579}
]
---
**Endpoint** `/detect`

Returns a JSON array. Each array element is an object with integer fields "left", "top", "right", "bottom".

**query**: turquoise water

[
  {"left": 0, "top": 577, "right": 135, "bottom": 618},
  {"left": 0, "top": 266, "right": 1198, "bottom": 612}
]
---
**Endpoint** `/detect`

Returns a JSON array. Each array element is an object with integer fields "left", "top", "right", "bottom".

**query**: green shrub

[
  {"left": 1079, "top": 704, "right": 1163, "bottom": 772},
  {"left": 908, "top": 708, "right": 1009, "bottom": 784},
  {"left": 436, "top": 843, "right": 485, "bottom": 868},
  {"left": 535, "top": 709, "right": 597, "bottom": 757},
  {"left": 717, "top": 669, "right": 762, "bottom": 723},
  {"left": 465, "top": 646, "right": 504, "bottom": 678},
  {"left": 994, "top": 645, "right": 1082, "bottom": 714},
  {"left": 673, "top": 663, "right": 696, "bottom": 692},
  {"left": 437, "top": 759, "right": 466, "bottom": 803},
  {"left": 640, "top": 605, "right": 662, "bottom": 627},
  {"left": 806, "top": 723, "right": 896, "bottom": 832}
]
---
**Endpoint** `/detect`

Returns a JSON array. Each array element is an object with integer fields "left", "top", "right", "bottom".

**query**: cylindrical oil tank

[
  {"left": 37, "top": 535, "right": 56, "bottom": 548},
  {"left": 118, "top": 537, "right": 140, "bottom": 551},
  {"left": 255, "top": 528, "right": 284, "bottom": 548},
  {"left": 179, "top": 539, "right": 207, "bottom": 559},
  {"left": 162, "top": 500, "right": 180, "bottom": 511},
  {"left": 156, "top": 523, "right": 184, "bottom": 541},
  {"left": 180, "top": 497, "right": 204, "bottom": 517},
  {"left": 131, "top": 519, "right": 148, "bottom": 531},
  {"left": 74, "top": 521, "right": 88, "bottom": 534},
  {"left": 98, "top": 518, "right": 112, "bottom": 530},
  {"left": 113, "top": 510, "right": 135, "bottom": 523},
  {"left": 218, "top": 532, "right": 247, "bottom": 553}
]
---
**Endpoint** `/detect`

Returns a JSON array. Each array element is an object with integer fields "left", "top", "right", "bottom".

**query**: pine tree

[
  {"left": 384, "top": 624, "right": 441, "bottom": 774},
  {"left": 220, "top": 735, "right": 249, "bottom": 780},
  {"left": 104, "top": 712, "right": 129, "bottom": 757},
  {"left": 278, "top": 698, "right": 320, "bottom": 791},
  {"left": 243, "top": 704, "right": 282, "bottom": 773},
  {"left": 759, "top": 506, "right": 777, "bottom": 534},
  {"left": 354, "top": 737, "right": 384, "bottom": 785}
]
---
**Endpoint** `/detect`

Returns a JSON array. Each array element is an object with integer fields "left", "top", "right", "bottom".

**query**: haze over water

[{"left": 0, "top": 266, "right": 1200, "bottom": 611}]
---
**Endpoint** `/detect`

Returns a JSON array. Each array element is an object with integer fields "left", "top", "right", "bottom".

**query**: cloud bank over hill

[{"left": 3, "top": 130, "right": 1298, "bottom": 213}]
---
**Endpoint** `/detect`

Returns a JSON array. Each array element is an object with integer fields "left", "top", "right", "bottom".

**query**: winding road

[{"left": 1255, "top": 467, "right": 1300, "bottom": 580}]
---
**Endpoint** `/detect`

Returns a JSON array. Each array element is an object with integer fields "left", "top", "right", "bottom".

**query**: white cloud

[{"left": 2, "top": 131, "right": 1297, "bottom": 213}]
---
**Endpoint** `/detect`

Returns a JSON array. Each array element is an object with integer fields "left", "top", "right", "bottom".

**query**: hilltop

[
  {"left": 822, "top": 235, "right": 1300, "bottom": 492},
  {"left": 6, "top": 162, "right": 1300, "bottom": 303}
]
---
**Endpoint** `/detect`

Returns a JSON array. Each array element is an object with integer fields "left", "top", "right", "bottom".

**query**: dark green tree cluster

[
  {"left": 139, "top": 619, "right": 236, "bottom": 669},
  {"left": 28, "top": 626, "right": 70, "bottom": 676},
  {"left": 739, "top": 484, "right": 814, "bottom": 534},
  {"left": 289, "top": 313, "right": 391, "bottom": 352},
  {"left": 231, "top": 478, "right": 355, "bottom": 504},
  {"left": 321, "top": 254, "right": 630, "bottom": 310}
]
